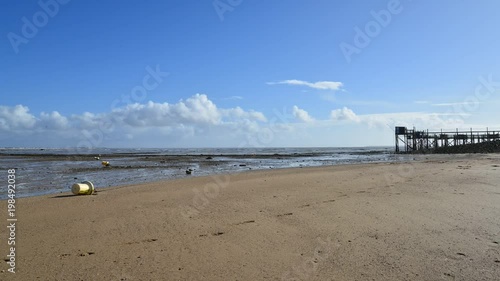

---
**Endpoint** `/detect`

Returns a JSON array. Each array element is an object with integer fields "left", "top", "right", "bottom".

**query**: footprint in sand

[
  {"left": 485, "top": 247, "right": 500, "bottom": 263},
  {"left": 299, "top": 199, "right": 335, "bottom": 208},
  {"left": 199, "top": 232, "right": 225, "bottom": 237},
  {"left": 58, "top": 251, "right": 95, "bottom": 258},
  {"left": 443, "top": 272, "right": 455, "bottom": 279},
  {"left": 235, "top": 220, "right": 256, "bottom": 225},
  {"left": 125, "top": 238, "right": 158, "bottom": 245}
]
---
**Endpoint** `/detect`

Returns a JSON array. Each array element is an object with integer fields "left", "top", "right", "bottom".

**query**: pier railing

[{"left": 395, "top": 127, "right": 500, "bottom": 153}]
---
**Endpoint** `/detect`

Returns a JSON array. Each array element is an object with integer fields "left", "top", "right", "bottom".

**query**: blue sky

[{"left": 1, "top": 0, "right": 500, "bottom": 148}]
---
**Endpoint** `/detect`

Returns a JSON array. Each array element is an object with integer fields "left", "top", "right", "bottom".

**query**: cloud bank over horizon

[{"left": 1, "top": 93, "right": 488, "bottom": 149}]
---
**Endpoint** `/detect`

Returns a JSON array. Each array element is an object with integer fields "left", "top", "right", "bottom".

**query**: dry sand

[{"left": 2, "top": 154, "right": 500, "bottom": 280}]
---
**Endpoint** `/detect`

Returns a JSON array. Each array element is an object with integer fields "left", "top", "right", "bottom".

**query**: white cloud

[
  {"left": 39, "top": 111, "right": 68, "bottom": 130},
  {"left": 330, "top": 107, "right": 360, "bottom": 122},
  {"left": 344, "top": 100, "right": 394, "bottom": 107},
  {"left": 328, "top": 107, "right": 472, "bottom": 130},
  {"left": 354, "top": 111, "right": 468, "bottom": 130},
  {"left": 292, "top": 106, "right": 314, "bottom": 123},
  {"left": 431, "top": 101, "right": 482, "bottom": 106},
  {"left": 72, "top": 112, "right": 102, "bottom": 129},
  {"left": 221, "top": 107, "right": 267, "bottom": 122},
  {"left": 267, "top": 79, "right": 343, "bottom": 91},
  {"left": 0, "top": 105, "right": 36, "bottom": 130},
  {"left": 1, "top": 94, "right": 496, "bottom": 148},
  {"left": 113, "top": 94, "right": 222, "bottom": 127},
  {"left": 0, "top": 94, "right": 270, "bottom": 147},
  {"left": 223, "top": 96, "right": 243, "bottom": 100}
]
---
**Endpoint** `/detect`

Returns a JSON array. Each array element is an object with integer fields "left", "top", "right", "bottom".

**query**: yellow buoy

[{"left": 71, "top": 181, "right": 95, "bottom": 195}]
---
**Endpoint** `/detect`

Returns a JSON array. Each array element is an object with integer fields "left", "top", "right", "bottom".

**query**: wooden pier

[{"left": 395, "top": 127, "right": 500, "bottom": 153}]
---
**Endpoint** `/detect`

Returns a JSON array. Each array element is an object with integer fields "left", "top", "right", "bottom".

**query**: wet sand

[{"left": 3, "top": 154, "right": 500, "bottom": 280}]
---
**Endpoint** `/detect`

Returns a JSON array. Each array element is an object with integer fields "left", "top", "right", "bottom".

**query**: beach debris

[
  {"left": 101, "top": 161, "right": 110, "bottom": 167},
  {"left": 71, "top": 181, "right": 96, "bottom": 195}
]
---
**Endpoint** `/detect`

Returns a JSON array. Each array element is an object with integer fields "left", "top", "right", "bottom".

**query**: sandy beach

[{"left": 2, "top": 154, "right": 500, "bottom": 280}]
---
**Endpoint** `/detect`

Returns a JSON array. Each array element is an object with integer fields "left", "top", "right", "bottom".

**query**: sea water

[{"left": 0, "top": 147, "right": 410, "bottom": 199}]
